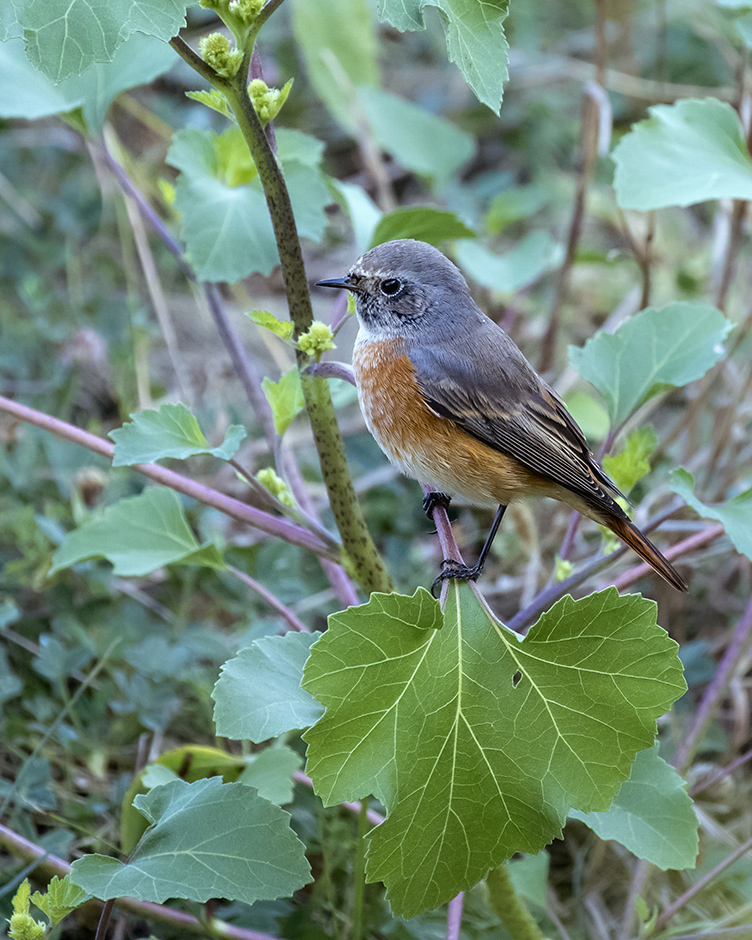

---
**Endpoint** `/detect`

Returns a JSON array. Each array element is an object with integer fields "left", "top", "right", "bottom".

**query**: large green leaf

[
  {"left": 213, "top": 632, "right": 324, "bottom": 742},
  {"left": 613, "top": 98, "right": 752, "bottom": 210},
  {"left": 261, "top": 367, "right": 305, "bottom": 437},
  {"left": 454, "top": 232, "right": 564, "bottom": 293},
  {"left": 378, "top": 0, "right": 509, "bottom": 113},
  {"left": 303, "top": 585, "right": 685, "bottom": 917},
  {"left": 0, "top": 32, "right": 176, "bottom": 132},
  {"left": 110, "top": 403, "right": 246, "bottom": 466},
  {"left": 291, "top": 0, "right": 378, "bottom": 128},
  {"left": 49, "top": 487, "right": 224, "bottom": 577},
  {"left": 14, "top": 0, "right": 187, "bottom": 84},
  {"left": 70, "top": 778, "right": 311, "bottom": 904},
  {"left": 239, "top": 745, "right": 303, "bottom": 805},
  {"left": 670, "top": 469, "right": 752, "bottom": 561},
  {"left": 168, "top": 127, "right": 332, "bottom": 282},
  {"left": 371, "top": 207, "right": 475, "bottom": 248},
  {"left": 358, "top": 86, "right": 475, "bottom": 187},
  {"left": 571, "top": 744, "right": 698, "bottom": 871},
  {"left": 569, "top": 303, "right": 732, "bottom": 427}
]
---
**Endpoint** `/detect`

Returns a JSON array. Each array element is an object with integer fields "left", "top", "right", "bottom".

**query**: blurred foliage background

[{"left": 1, "top": 0, "right": 752, "bottom": 937}]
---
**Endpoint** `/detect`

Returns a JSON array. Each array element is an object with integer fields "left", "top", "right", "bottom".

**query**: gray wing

[{"left": 407, "top": 325, "right": 624, "bottom": 509}]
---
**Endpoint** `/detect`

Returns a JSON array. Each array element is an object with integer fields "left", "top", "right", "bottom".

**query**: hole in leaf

[{"left": 512, "top": 670, "right": 522, "bottom": 687}]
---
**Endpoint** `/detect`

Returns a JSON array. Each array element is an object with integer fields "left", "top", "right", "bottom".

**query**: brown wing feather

[{"left": 407, "top": 326, "right": 624, "bottom": 511}]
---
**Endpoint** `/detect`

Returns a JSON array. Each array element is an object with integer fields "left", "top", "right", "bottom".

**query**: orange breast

[{"left": 352, "top": 339, "right": 547, "bottom": 508}]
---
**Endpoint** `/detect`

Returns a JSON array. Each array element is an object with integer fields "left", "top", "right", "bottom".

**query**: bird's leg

[
  {"left": 431, "top": 504, "right": 508, "bottom": 596},
  {"left": 422, "top": 491, "right": 452, "bottom": 518}
]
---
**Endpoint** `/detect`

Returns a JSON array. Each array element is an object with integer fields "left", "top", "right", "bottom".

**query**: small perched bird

[{"left": 317, "top": 239, "right": 687, "bottom": 593}]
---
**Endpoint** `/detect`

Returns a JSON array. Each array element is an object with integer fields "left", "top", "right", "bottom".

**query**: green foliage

[
  {"left": 358, "top": 86, "right": 476, "bottom": 186},
  {"left": 29, "top": 876, "right": 91, "bottom": 929},
  {"left": 0, "top": 32, "right": 177, "bottom": 132},
  {"left": 213, "top": 632, "right": 324, "bottom": 742},
  {"left": 70, "top": 778, "right": 312, "bottom": 904},
  {"left": 110, "top": 402, "right": 246, "bottom": 465},
  {"left": 571, "top": 744, "right": 698, "bottom": 871},
  {"left": 248, "top": 309, "right": 295, "bottom": 341},
  {"left": 239, "top": 744, "right": 303, "bottom": 804},
  {"left": 613, "top": 98, "right": 752, "bottom": 209},
  {"left": 50, "top": 487, "right": 224, "bottom": 577},
  {"left": 261, "top": 367, "right": 306, "bottom": 436},
  {"left": 290, "top": 0, "right": 378, "bottom": 128},
  {"left": 454, "top": 232, "right": 564, "bottom": 293},
  {"left": 670, "top": 469, "right": 752, "bottom": 560},
  {"left": 8, "top": 880, "right": 46, "bottom": 940},
  {"left": 378, "top": 0, "right": 510, "bottom": 112},
  {"left": 570, "top": 303, "right": 733, "bottom": 426},
  {"left": 303, "top": 585, "right": 685, "bottom": 916},
  {"left": 371, "top": 207, "right": 476, "bottom": 247},
  {"left": 13, "top": 0, "right": 188, "bottom": 83},
  {"left": 168, "top": 127, "right": 331, "bottom": 281},
  {"left": 602, "top": 427, "right": 658, "bottom": 493}
]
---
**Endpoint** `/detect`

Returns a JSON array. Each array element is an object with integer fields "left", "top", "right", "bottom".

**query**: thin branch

[
  {"left": 447, "top": 893, "right": 465, "bottom": 940},
  {"left": 0, "top": 824, "right": 284, "bottom": 940},
  {"left": 227, "top": 564, "right": 310, "bottom": 632},
  {"left": 673, "top": 592, "right": 752, "bottom": 773},
  {"left": 0, "top": 395, "right": 339, "bottom": 561},
  {"left": 169, "top": 34, "right": 229, "bottom": 89}
]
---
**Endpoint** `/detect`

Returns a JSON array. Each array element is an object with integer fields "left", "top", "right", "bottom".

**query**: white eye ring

[{"left": 380, "top": 278, "right": 403, "bottom": 297}]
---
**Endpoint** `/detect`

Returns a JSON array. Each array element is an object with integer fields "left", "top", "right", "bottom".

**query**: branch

[
  {"left": 0, "top": 824, "right": 284, "bottom": 940},
  {"left": 0, "top": 395, "right": 340, "bottom": 561}
]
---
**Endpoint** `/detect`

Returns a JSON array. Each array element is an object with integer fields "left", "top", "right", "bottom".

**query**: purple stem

[
  {"left": 673, "top": 592, "right": 752, "bottom": 773},
  {"left": 227, "top": 565, "right": 309, "bottom": 631},
  {"left": 447, "top": 893, "right": 465, "bottom": 940},
  {"left": 0, "top": 395, "right": 336, "bottom": 560},
  {"left": 306, "top": 361, "right": 356, "bottom": 385},
  {"left": 690, "top": 744, "right": 752, "bottom": 798}
]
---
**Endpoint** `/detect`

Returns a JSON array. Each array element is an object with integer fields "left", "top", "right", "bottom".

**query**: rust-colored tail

[{"left": 605, "top": 514, "right": 688, "bottom": 592}]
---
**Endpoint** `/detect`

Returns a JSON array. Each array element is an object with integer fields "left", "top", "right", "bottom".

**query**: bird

[{"left": 316, "top": 238, "right": 688, "bottom": 594}]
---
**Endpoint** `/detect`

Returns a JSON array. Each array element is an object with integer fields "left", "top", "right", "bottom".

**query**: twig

[
  {"left": 673, "top": 592, "right": 752, "bottom": 773},
  {"left": 0, "top": 824, "right": 284, "bottom": 940},
  {"left": 226, "top": 565, "right": 310, "bottom": 632},
  {"left": 447, "top": 893, "right": 465, "bottom": 940},
  {"left": 690, "top": 744, "right": 752, "bottom": 798},
  {"left": 0, "top": 395, "right": 338, "bottom": 560}
]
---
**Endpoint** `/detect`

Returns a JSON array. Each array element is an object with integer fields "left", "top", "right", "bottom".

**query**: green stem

[
  {"left": 351, "top": 796, "right": 370, "bottom": 940},
  {"left": 486, "top": 865, "right": 543, "bottom": 940},
  {"left": 169, "top": 28, "right": 392, "bottom": 595}
]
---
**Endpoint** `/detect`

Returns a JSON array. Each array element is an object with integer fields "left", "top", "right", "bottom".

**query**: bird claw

[
  {"left": 422, "top": 491, "right": 452, "bottom": 518},
  {"left": 430, "top": 559, "right": 482, "bottom": 598}
]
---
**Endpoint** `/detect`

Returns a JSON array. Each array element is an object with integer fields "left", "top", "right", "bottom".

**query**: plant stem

[
  {"left": 0, "top": 395, "right": 338, "bottom": 561},
  {"left": 486, "top": 864, "right": 544, "bottom": 940},
  {"left": 168, "top": 31, "right": 392, "bottom": 596},
  {"left": 351, "top": 796, "right": 370, "bottom": 940}
]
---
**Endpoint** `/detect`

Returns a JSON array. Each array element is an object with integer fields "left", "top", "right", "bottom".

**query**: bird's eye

[{"left": 380, "top": 278, "right": 403, "bottom": 297}]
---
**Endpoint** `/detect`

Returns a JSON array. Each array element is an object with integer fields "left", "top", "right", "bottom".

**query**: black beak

[{"left": 316, "top": 276, "right": 357, "bottom": 291}]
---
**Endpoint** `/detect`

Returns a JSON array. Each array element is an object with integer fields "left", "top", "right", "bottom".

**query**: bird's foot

[
  {"left": 422, "top": 491, "right": 452, "bottom": 518},
  {"left": 430, "top": 558, "right": 482, "bottom": 598}
]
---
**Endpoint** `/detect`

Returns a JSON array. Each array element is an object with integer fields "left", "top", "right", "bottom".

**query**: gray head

[{"left": 317, "top": 239, "right": 480, "bottom": 342}]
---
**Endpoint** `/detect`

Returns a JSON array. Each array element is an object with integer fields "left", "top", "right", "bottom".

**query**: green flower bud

[
  {"left": 248, "top": 78, "right": 293, "bottom": 125},
  {"left": 256, "top": 468, "right": 295, "bottom": 508},
  {"left": 199, "top": 33, "right": 243, "bottom": 78},
  {"left": 228, "top": 0, "right": 265, "bottom": 24},
  {"left": 9, "top": 913, "right": 47, "bottom": 940},
  {"left": 298, "top": 322, "right": 336, "bottom": 359}
]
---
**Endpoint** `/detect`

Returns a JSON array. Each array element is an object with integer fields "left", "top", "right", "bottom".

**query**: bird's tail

[{"left": 605, "top": 514, "right": 688, "bottom": 592}]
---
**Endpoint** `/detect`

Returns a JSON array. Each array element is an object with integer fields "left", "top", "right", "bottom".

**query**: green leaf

[
  {"left": 303, "top": 585, "right": 685, "bottom": 917},
  {"left": 670, "top": 469, "right": 752, "bottom": 561},
  {"left": 454, "top": 232, "right": 564, "bottom": 293},
  {"left": 240, "top": 745, "right": 303, "bottom": 805},
  {"left": 378, "top": 0, "right": 509, "bottom": 113},
  {"left": 0, "top": 32, "right": 177, "bottom": 132},
  {"left": 14, "top": 0, "right": 187, "bottom": 84},
  {"left": 0, "top": 646, "right": 22, "bottom": 702},
  {"left": 602, "top": 427, "right": 658, "bottom": 493},
  {"left": 563, "top": 390, "right": 610, "bottom": 441},
  {"left": 213, "top": 632, "right": 324, "bottom": 742},
  {"left": 248, "top": 310, "right": 294, "bottom": 342},
  {"left": 613, "top": 98, "right": 752, "bottom": 209},
  {"left": 334, "top": 180, "right": 383, "bottom": 255},
  {"left": 291, "top": 0, "right": 378, "bottom": 128},
  {"left": 486, "top": 184, "right": 547, "bottom": 233},
  {"left": 505, "top": 852, "right": 549, "bottom": 909},
  {"left": 569, "top": 303, "right": 733, "bottom": 427},
  {"left": 370, "top": 207, "right": 475, "bottom": 248},
  {"left": 571, "top": 744, "right": 698, "bottom": 870},
  {"left": 110, "top": 403, "right": 246, "bottom": 465},
  {"left": 261, "top": 367, "right": 305, "bottom": 437},
  {"left": 168, "top": 127, "right": 331, "bottom": 282},
  {"left": 0, "top": 2, "right": 21, "bottom": 40},
  {"left": 30, "top": 876, "right": 91, "bottom": 928},
  {"left": 50, "top": 487, "right": 224, "bottom": 577},
  {"left": 357, "top": 86, "right": 475, "bottom": 186},
  {"left": 70, "top": 778, "right": 311, "bottom": 904}
]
